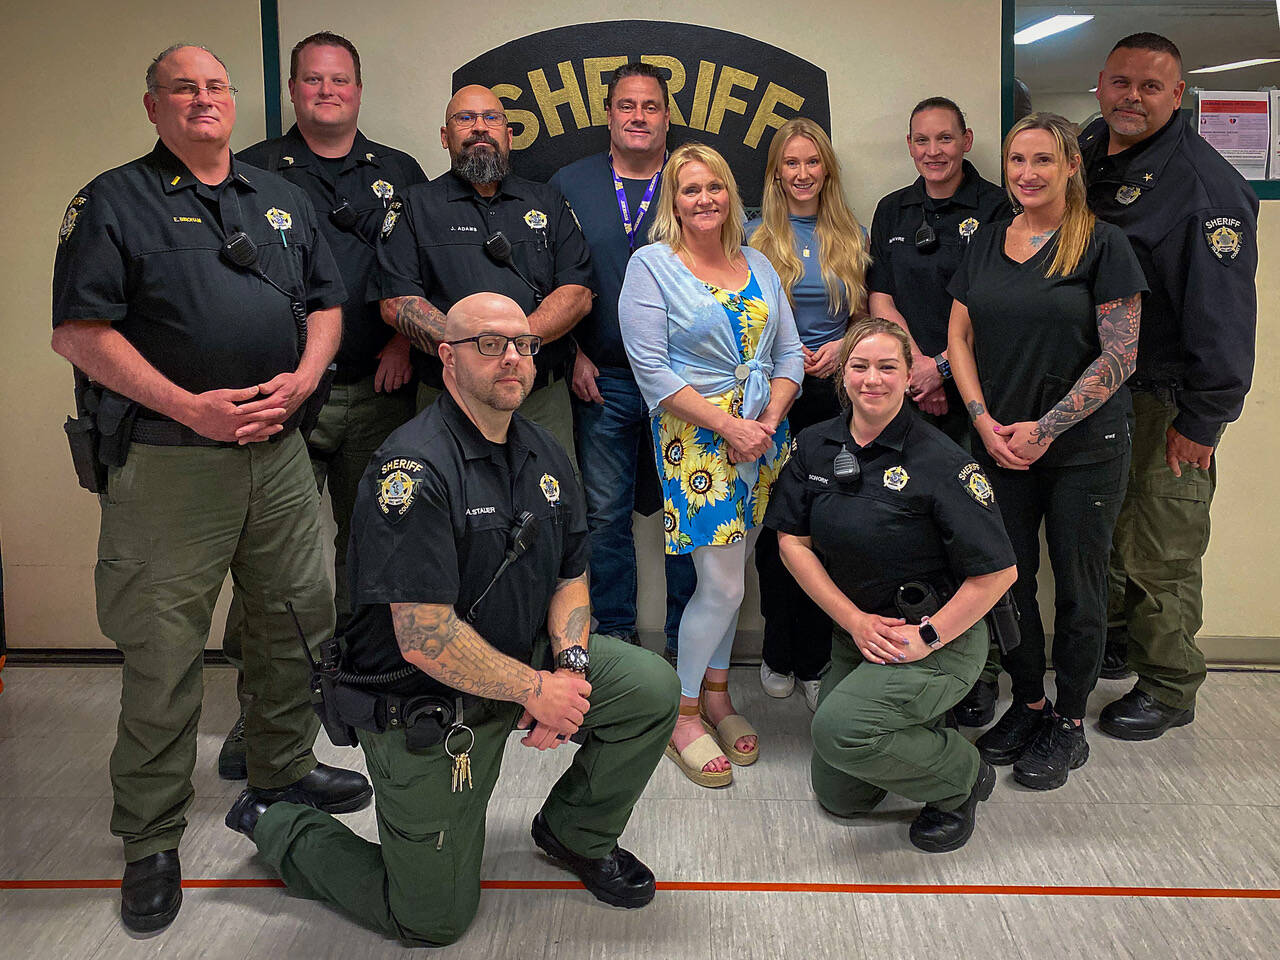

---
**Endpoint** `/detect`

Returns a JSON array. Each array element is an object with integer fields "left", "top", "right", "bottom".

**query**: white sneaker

[
  {"left": 760, "top": 662, "right": 794, "bottom": 698},
  {"left": 800, "top": 678, "right": 823, "bottom": 712}
]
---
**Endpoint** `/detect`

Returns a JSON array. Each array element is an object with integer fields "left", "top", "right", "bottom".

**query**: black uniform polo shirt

[
  {"left": 52, "top": 140, "right": 345, "bottom": 401},
  {"left": 371, "top": 170, "right": 594, "bottom": 389},
  {"left": 765, "top": 403, "right": 1014, "bottom": 619},
  {"left": 238, "top": 127, "right": 428, "bottom": 383},
  {"left": 1080, "top": 114, "right": 1258, "bottom": 447},
  {"left": 948, "top": 220, "right": 1147, "bottom": 467},
  {"left": 343, "top": 390, "right": 590, "bottom": 698},
  {"left": 868, "top": 160, "right": 1012, "bottom": 357}
]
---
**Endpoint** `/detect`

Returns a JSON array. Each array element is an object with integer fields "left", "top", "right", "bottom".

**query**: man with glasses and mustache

[
  {"left": 50, "top": 43, "right": 370, "bottom": 934},
  {"left": 374, "top": 85, "right": 593, "bottom": 462},
  {"left": 1080, "top": 33, "right": 1258, "bottom": 741},
  {"left": 226, "top": 292, "right": 678, "bottom": 946}
]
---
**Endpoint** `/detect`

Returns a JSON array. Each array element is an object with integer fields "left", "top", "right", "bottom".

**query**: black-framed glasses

[
  {"left": 448, "top": 111, "right": 508, "bottom": 128},
  {"left": 444, "top": 334, "right": 541, "bottom": 357},
  {"left": 151, "top": 81, "right": 238, "bottom": 101}
]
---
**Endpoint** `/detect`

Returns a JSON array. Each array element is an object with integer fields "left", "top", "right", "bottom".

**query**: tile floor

[{"left": 2, "top": 663, "right": 1278, "bottom": 959}]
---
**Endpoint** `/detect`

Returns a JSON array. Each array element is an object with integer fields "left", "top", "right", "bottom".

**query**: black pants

[
  {"left": 977, "top": 448, "right": 1129, "bottom": 719},
  {"left": 756, "top": 372, "right": 838, "bottom": 680}
]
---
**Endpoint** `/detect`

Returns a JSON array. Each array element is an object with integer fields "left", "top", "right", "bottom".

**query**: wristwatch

[
  {"left": 934, "top": 355, "right": 952, "bottom": 380},
  {"left": 920, "top": 617, "right": 944, "bottom": 650},
  {"left": 556, "top": 644, "right": 589, "bottom": 674}
]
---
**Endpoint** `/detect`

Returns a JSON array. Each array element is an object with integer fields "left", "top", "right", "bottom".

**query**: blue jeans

[{"left": 573, "top": 366, "right": 695, "bottom": 649}]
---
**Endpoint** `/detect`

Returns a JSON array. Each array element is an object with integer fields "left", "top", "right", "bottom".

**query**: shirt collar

[
  {"left": 900, "top": 160, "right": 984, "bottom": 210},
  {"left": 277, "top": 125, "right": 381, "bottom": 173},
  {"left": 1082, "top": 113, "right": 1183, "bottom": 186},
  {"left": 438, "top": 388, "right": 534, "bottom": 468},
  {"left": 445, "top": 169, "right": 525, "bottom": 202},
  {"left": 814, "top": 400, "right": 914, "bottom": 454},
  {"left": 152, "top": 139, "right": 256, "bottom": 194}
]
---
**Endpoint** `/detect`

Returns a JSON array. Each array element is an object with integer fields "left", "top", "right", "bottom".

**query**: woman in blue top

[
  {"left": 747, "top": 118, "right": 872, "bottom": 711},
  {"left": 620, "top": 143, "right": 804, "bottom": 787}
]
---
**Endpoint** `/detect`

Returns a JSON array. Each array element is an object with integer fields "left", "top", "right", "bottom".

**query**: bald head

[
  {"left": 445, "top": 84, "right": 502, "bottom": 124},
  {"left": 444, "top": 292, "right": 527, "bottom": 340}
]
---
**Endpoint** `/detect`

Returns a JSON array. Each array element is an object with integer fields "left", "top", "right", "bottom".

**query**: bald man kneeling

[{"left": 225, "top": 293, "right": 680, "bottom": 946}]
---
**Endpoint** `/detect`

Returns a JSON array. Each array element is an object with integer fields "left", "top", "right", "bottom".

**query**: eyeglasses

[
  {"left": 151, "top": 82, "right": 238, "bottom": 101},
  {"left": 448, "top": 111, "right": 508, "bottom": 128},
  {"left": 444, "top": 334, "right": 541, "bottom": 357}
]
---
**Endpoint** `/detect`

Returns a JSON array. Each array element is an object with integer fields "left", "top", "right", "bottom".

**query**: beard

[{"left": 452, "top": 136, "right": 511, "bottom": 184}]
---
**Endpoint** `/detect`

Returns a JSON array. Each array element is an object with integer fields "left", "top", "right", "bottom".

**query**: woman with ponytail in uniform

[
  {"left": 947, "top": 113, "right": 1147, "bottom": 790},
  {"left": 748, "top": 118, "right": 871, "bottom": 710}
]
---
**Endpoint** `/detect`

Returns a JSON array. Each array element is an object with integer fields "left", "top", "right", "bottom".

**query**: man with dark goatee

[{"left": 373, "top": 84, "right": 593, "bottom": 460}]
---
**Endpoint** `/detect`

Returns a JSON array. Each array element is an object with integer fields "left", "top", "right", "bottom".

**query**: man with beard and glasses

[
  {"left": 1079, "top": 33, "right": 1257, "bottom": 740},
  {"left": 226, "top": 293, "right": 678, "bottom": 946},
  {"left": 373, "top": 85, "right": 593, "bottom": 461}
]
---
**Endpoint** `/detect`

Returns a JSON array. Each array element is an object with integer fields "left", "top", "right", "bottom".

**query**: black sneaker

[
  {"left": 1013, "top": 714, "right": 1089, "bottom": 790},
  {"left": 217, "top": 714, "right": 247, "bottom": 781},
  {"left": 1099, "top": 626, "right": 1131, "bottom": 680},
  {"left": 975, "top": 700, "right": 1051, "bottom": 765}
]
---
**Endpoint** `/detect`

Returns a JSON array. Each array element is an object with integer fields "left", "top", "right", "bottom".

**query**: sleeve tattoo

[
  {"left": 385, "top": 296, "right": 448, "bottom": 356},
  {"left": 1031, "top": 293, "right": 1140, "bottom": 445},
  {"left": 390, "top": 603, "right": 543, "bottom": 704},
  {"left": 549, "top": 573, "right": 591, "bottom": 655}
]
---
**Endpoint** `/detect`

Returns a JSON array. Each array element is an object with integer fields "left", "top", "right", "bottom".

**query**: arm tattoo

[
  {"left": 1031, "top": 293, "right": 1140, "bottom": 445},
  {"left": 966, "top": 400, "right": 986, "bottom": 422},
  {"left": 390, "top": 603, "right": 542, "bottom": 704},
  {"left": 548, "top": 574, "right": 591, "bottom": 656},
  {"left": 388, "top": 297, "right": 447, "bottom": 356}
]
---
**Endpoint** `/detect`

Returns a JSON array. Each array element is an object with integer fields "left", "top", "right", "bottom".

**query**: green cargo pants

[
  {"left": 252, "top": 634, "right": 678, "bottom": 946},
  {"left": 1107, "top": 389, "right": 1215, "bottom": 710},
  {"left": 222, "top": 376, "right": 416, "bottom": 701},
  {"left": 811, "top": 620, "right": 988, "bottom": 815},
  {"left": 96, "top": 433, "right": 332, "bottom": 861}
]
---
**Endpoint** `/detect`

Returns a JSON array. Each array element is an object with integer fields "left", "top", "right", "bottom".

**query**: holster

[
  {"left": 312, "top": 676, "right": 460, "bottom": 752},
  {"left": 63, "top": 370, "right": 137, "bottom": 493},
  {"left": 985, "top": 590, "right": 1021, "bottom": 655},
  {"left": 299, "top": 362, "right": 337, "bottom": 438}
]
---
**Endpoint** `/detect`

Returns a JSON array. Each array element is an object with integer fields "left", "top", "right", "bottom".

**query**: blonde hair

[
  {"left": 648, "top": 143, "right": 746, "bottom": 261},
  {"left": 750, "top": 118, "right": 870, "bottom": 319},
  {"left": 1003, "top": 112, "right": 1095, "bottom": 278},
  {"left": 834, "top": 318, "right": 913, "bottom": 410}
]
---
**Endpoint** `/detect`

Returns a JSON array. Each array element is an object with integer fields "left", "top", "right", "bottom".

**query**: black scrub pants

[
  {"left": 756, "top": 373, "right": 838, "bottom": 680},
  {"left": 977, "top": 448, "right": 1129, "bottom": 719}
]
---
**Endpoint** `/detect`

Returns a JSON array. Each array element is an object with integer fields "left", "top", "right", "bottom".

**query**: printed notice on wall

[
  {"left": 1196, "top": 91, "right": 1269, "bottom": 180},
  {"left": 1271, "top": 89, "right": 1280, "bottom": 179}
]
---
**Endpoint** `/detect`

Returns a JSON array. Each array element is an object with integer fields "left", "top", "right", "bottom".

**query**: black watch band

[{"left": 556, "top": 644, "right": 589, "bottom": 674}]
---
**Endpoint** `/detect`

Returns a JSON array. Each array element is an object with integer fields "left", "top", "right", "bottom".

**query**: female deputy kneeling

[{"left": 764, "top": 319, "right": 1017, "bottom": 852}]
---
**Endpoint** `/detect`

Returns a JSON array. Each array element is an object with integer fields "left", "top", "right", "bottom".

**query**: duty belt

[{"left": 131, "top": 414, "right": 299, "bottom": 447}]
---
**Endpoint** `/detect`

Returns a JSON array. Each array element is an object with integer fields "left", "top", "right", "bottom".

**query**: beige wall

[{"left": 2, "top": 1, "right": 1275, "bottom": 660}]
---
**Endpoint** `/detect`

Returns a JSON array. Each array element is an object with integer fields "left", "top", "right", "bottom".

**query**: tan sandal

[
  {"left": 665, "top": 704, "right": 733, "bottom": 788},
  {"left": 700, "top": 679, "right": 760, "bottom": 766}
]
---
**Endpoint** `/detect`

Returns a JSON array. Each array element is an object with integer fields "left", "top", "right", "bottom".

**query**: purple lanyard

[{"left": 609, "top": 154, "right": 664, "bottom": 252}]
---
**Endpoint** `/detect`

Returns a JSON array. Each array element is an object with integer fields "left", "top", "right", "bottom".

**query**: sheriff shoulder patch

[
  {"left": 1204, "top": 217, "right": 1244, "bottom": 262},
  {"left": 381, "top": 200, "right": 402, "bottom": 240},
  {"left": 376, "top": 456, "right": 425, "bottom": 520},
  {"left": 59, "top": 195, "right": 87, "bottom": 244},
  {"left": 959, "top": 462, "right": 994, "bottom": 508}
]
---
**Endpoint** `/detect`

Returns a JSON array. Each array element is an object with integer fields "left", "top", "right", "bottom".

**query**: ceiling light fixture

[
  {"left": 1013, "top": 15, "right": 1095, "bottom": 45},
  {"left": 1188, "top": 58, "right": 1280, "bottom": 75}
]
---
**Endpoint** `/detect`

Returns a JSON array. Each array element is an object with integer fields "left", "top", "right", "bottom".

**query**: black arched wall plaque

[{"left": 452, "top": 21, "right": 831, "bottom": 207}]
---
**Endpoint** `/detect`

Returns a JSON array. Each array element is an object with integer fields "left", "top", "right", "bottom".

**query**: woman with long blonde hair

[
  {"left": 747, "top": 118, "right": 870, "bottom": 709},
  {"left": 947, "top": 112, "right": 1147, "bottom": 790},
  {"left": 620, "top": 143, "right": 804, "bottom": 787}
]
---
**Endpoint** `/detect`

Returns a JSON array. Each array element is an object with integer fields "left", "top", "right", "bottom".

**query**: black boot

[
  {"left": 225, "top": 789, "right": 278, "bottom": 841},
  {"left": 1099, "top": 626, "right": 1131, "bottom": 680},
  {"left": 1013, "top": 714, "right": 1089, "bottom": 790},
  {"left": 953, "top": 678, "right": 998, "bottom": 727},
  {"left": 251, "top": 762, "right": 373, "bottom": 814},
  {"left": 120, "top": 849, "right": 182, "bottom": 933},
  {"left": 217, "top": 714, "right": 247, "bottom": 781},
  {"left": 1099, "top": 688, "right": 1194, "bottom": 741},
  {"left": 531, "top": 812, "right": 656, "bottom": 908},
  {"left": 909, "top": 760, "right": 996, "bottom": 853},
  {"left": 975, "top": 699, "right": 1051, "bottom": 765}
]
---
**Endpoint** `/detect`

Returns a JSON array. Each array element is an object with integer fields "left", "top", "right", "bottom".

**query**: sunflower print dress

[{"left": 654, "top": 270, "right": 792, "bottom": 555}]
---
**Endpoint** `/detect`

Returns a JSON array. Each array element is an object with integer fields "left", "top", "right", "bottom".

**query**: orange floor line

[{"left": 3, "top": 878, "right": 1279, "bottom": 899}]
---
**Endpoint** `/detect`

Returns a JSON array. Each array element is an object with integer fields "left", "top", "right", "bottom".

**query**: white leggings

[{"left": 676, "top": 526, "right": 762, "bottom": 698}]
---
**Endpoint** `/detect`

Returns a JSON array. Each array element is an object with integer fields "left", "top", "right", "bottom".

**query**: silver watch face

[{"left": 560, "top": 645, "right": 589, "bottom": 672}]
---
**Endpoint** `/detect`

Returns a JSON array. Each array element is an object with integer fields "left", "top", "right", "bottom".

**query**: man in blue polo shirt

[{"left": 549, "top": 63, "right": 695, "bottom": 659}]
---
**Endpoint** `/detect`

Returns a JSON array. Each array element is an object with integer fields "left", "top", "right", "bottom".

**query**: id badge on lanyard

[{"left": 610, "top": 154, "right": 665, "bottom": 252}]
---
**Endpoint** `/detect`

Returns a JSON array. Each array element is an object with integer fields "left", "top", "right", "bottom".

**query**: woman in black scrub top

[
  {"left": 765, "top": 318, "right": 1017, "bottom": 853},
  {"left": 947, "top": 112, "right": 1147, "bottom": 791}
]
